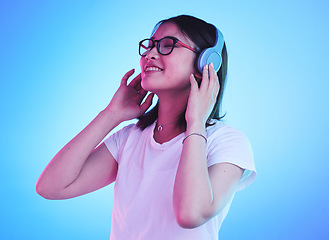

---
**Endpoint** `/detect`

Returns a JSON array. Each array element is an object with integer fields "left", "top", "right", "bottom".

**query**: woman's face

[{"left": 140, "top": 22, "right": 198, "bottom": 95}]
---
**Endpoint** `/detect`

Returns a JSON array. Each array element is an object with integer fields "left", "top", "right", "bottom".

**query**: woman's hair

[{"left": 137, "top": 15, "right": 228, "bottom": 130}]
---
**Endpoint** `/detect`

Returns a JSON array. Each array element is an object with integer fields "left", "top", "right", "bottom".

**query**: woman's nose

[{"left": 145, "top": 46, "right": 159, "bottom": 60}]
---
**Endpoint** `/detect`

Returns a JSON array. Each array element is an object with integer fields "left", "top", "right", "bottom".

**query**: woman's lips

[{"left": 144, "top": 65, "right": 163, "bottom": 72}]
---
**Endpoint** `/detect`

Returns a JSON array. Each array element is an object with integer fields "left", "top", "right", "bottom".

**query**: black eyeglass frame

[{"left": 139, "top": 36, "right": 197, "bottom": 57}]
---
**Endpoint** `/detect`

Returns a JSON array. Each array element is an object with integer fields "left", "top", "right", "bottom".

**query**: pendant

[{"left": 157, "top": 125, "right": 163, "bottom": 131}]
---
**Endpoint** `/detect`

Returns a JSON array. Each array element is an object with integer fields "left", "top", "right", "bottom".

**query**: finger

[
  {"left": 136, "top": 88, "right": 148, "bottom": 104},
  {"left": 208, "top": 62, "right": 217, "bottom": 90},
  {"left": 209, "top": 63, "right": 220, "bottom": 99},
  {"left": 138, "top": 88, "right": 148, "bottom": 97},
  {"left": 135, "top": 76, "right": 144, "bottom": 93},
  {"left": 212, "top": 81, "right": 220, "bottom": 100},
  {"left": 121, "top": 69, "right": 135, "bottom": 86},
  {"left": 140, "top": 93, "right": 154, "bottom": 114},
  {"left": 213, "top": 62, "right": 220, "bottom": 92},
  {"left": 190, "top": 74, "right": 198, "bottom": 92},
  {"left": 200, "top": 64, "right": 209, "bottom": 90},
  {"left": 128, "top": 73, "right": 142, "bottom": 88}
]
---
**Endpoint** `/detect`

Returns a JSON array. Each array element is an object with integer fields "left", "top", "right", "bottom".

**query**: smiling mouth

[{"left": 144, "top": 66, "right": 163, "bottom": 72}]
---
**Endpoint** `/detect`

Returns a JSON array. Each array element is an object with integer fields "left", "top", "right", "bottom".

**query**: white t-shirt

[{"left": 104, "top": 120, "right": 256, "bottom": 240}]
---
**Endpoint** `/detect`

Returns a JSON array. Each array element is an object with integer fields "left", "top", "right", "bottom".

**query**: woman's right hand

[{"left": 105, "top": 69, "right": 154, "bottom": 123}]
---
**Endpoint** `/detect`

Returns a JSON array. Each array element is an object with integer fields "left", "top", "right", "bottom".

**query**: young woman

[{"left": 36, "top": 15, "right": 256, "bottom": 239}]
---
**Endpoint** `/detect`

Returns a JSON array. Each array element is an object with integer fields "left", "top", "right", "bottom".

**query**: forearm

[
  {"left": 36, "top": 109, "right": 120, "bottom": 192},
  {"left": 173, "top": 122, "right": 214, "bottom": 228}
]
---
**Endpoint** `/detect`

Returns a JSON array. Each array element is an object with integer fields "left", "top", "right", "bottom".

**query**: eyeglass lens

[{"left": 139, "top": 38, "right": 176, "bottom": 56}]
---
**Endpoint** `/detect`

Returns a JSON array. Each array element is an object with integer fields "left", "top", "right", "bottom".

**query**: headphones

[{"left": 197, "top": 26, "right": 225, "bottom": 73}]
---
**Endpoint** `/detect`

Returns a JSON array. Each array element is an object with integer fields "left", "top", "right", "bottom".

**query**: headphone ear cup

[
  {"left": 197, "top": 47, "right": 222, "bottom": 73},
  {"left": 197, "top": 26, "right": 224, "bottom": 74}
]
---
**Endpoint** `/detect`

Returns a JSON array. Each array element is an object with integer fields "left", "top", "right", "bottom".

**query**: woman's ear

[
  {"left": 193, "top": 72, "right": 202, "bottom": 88},
  {"left": 194, "top": 71, "right": 202, "bottom": 79}
]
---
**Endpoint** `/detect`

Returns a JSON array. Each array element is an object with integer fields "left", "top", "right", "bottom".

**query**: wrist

[
  {"left": 99, "top": 108, "right": 122, "bottom": 128},
  {"left": 182, "top": 132, "right": 207, "bottom": 144},
  {"left": 186, "top": 121, "right": 206, "bottom": 135}
]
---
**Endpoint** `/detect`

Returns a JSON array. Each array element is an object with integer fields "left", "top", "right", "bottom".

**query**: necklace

[{"left": 157, "top": 120, "right": 178, "bottom": 131}]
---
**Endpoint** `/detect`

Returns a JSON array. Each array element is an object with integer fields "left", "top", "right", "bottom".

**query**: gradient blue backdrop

[{"left": 1, "top": 0, "right": 328, "bottom": 239}]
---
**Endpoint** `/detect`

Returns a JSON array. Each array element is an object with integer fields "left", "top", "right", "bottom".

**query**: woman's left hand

[{"left": 185, "top": 63, "right": 220, "bottom": 128}]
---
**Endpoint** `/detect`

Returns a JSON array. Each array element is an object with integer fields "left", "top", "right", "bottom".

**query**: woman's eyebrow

[{"left": 151, "top": 35, "right": 178, "bottom": 40}]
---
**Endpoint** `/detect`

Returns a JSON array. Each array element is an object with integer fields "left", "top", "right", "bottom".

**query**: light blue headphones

[{"left": 197, "top": 26, "right": 225, "bottom": 73}]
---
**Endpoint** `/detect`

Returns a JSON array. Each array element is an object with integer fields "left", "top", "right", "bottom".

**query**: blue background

[{"left": 1, "top": 0, "right": 328, "bottom": 239}]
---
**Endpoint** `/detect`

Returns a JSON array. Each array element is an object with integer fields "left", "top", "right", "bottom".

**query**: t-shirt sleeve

[
  {"left": 104, "top": 124, "right": 135, "bottom": 163},
  {"left": 206, "top": 125, "right": 256, "bottom": 191}
]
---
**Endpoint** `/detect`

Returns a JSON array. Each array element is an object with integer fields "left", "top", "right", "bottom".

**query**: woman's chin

[{"left": 141, "top": 75, "right": 158, "bottom": 92}]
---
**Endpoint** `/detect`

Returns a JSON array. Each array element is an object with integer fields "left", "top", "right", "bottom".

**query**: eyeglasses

[{"left": 139, "top": 36, "right": 197, "bottom": 57}]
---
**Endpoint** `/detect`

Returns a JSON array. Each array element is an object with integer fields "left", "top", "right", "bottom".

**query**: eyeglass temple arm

[{"left": 177, "top": 40, "right": 197, "bottom": 53}]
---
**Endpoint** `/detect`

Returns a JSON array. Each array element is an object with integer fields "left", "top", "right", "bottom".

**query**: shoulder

[
  {"left": 117, "top": 123, "right": 139, "bottom": 135},
  {"left": 205, "top": 120, "right": 254, "bottom": 169},
  {"left": 206, "top": 120, "right": 250, "bottom": 144},
  {"left": 104, "top": 123, "right": 137, "bottom": 146},
  {"left": 111, "top": 123, "right": 136, "bottom": 139},
  {"left": 104, "top": 123, "right": 145, "bottom": 161}
]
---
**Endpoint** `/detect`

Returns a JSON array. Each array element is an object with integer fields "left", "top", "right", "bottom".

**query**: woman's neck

[{"left": 153, "top": 97, "right": 187, "bottom": 144}]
